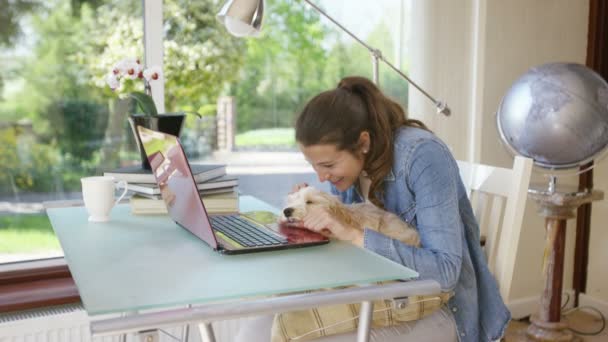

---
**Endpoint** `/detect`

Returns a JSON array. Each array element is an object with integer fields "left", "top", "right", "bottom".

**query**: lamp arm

[
  {"left": 301, "top": 0, "right": 451, "bottom": 116},
  {"left": 302, "top": 0, "right": 375, "bottom": 55},
  {"left": 377, "top": 53, "right": 451, "bottom": 116}
]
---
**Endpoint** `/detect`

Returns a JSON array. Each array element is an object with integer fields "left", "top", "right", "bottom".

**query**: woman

[{"left": 285, "top": 76, "right": 510, "bottom": 342}]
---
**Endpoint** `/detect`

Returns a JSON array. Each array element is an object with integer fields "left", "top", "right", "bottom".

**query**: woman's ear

[{"left": 358, "top": 131, "right": 371, "bottom": 154}]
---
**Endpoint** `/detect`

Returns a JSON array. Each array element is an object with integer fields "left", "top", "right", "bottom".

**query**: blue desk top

[{"left": 47, "top": 196, "right": 418, "bottom": 315}]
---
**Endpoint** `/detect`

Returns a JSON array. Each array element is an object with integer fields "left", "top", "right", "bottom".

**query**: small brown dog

[{"left": 281, "top": 187, "right": 420, "bottom": 247}]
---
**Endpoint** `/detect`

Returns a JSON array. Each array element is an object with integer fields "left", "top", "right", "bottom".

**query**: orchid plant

[{"left": 106, "top": 58, "right": 163, "bottom": 116}]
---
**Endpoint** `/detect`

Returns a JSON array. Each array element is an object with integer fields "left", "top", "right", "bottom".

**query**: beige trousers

[{"left": 209, "top": 306, "right": 458, "bottom": 342}]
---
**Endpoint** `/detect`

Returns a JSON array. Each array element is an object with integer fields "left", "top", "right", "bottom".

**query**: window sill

[{"left": 0, "top": 258, "right": 81, "bottom": 312}]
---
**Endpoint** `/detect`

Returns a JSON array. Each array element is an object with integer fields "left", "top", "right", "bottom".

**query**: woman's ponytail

[{"left": 296, "top": 76, "right": 428, "bottom": 207}]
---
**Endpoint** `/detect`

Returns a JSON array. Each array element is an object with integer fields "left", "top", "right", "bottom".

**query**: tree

[
  {"left": 163, "top": 0, "right": 246, "bottom": 110},
  {"left": 84, "top": 0, "right": 246, "bottom": 112},
  {"left": 6, "top": 1, "right": 100, "bottom": 136},
  {"left": 0, "top": 0, "right": 39, "bottom": 47},
  {"left": 323, "top": 20, "right": 409, "bottom": 109},
  {"left": 229, "top": 0, "right": 329, "bottom": 131},
  {"left": 228, "top": 0, "right": 410, "bottom": 134},
  {"left": 80, "top": 0, "right": 247, "bottom": 166},
  {"left": 1, "top": 0, "right": 248, "bottom": 189}
]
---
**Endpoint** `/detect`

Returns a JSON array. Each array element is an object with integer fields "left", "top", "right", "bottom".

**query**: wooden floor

[{"left": 505, "top": 310, "right": 607, "bottom": 341}]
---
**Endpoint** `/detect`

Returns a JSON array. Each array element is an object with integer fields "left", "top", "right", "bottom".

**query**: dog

[{"left": 281, "top": 186, "right": 420, "bottom": 247}]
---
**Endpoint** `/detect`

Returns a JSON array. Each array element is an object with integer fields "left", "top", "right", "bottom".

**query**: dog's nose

[{"left": 283, "top": 208, "right": 294, "bottom": 217}]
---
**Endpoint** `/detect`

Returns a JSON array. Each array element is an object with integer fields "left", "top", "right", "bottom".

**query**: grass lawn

[
  {"left": 0, "top": 214, "right": 61, "bottom": 253},
  {"left": 235, "top": 128, "right": 296, "bottom": 148}
]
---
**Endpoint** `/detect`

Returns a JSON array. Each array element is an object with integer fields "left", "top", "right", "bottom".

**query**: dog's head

[{"left": 281, "top": 187, "right": 340, "bottom": 221}]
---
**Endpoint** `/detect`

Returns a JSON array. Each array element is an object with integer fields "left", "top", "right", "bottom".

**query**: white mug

[{"left": 81, "top": 176, "right": 128, "bottom": 222}]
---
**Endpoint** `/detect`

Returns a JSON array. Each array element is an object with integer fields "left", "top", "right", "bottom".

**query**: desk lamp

[{"left": 217, "top": 0, "right": 451, "bottom": 117}]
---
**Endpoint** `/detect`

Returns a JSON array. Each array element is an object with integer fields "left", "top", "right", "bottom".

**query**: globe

[{"left": 497, "top": 62, "right": 608, "bottom": 170}]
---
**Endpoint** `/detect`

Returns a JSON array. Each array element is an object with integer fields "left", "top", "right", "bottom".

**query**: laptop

[{"left": 136, "top": 126, "right": 329, "bottom": 254}]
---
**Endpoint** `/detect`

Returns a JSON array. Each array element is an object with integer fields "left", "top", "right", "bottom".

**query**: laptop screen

[{"left": 136, "top": 126, "right": 219, "bottom": 249}]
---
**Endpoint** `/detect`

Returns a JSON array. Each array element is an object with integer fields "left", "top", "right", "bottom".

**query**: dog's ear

[
  {"left": 317, "top": 191, "right": 340, "bottom": 207},
  {"left": 309, "top": 190, "right": 338, "bottom": 211}
]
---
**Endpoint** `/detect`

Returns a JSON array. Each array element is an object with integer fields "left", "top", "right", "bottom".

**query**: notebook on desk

[{"left": 136, "top": 126, "right": 329, "bottom": 254}]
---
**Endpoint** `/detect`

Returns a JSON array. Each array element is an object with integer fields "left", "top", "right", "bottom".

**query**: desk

[{"left": 47, "top": 196, "right": 440, "bottom": 342}]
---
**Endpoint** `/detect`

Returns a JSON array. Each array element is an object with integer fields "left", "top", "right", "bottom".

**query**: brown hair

[{"left": 295, "top": 76, "right": 428, "bottom": 207}]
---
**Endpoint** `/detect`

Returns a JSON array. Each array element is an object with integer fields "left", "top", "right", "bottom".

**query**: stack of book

[{"left": 104, "top": 164, "right": 239, "bottom": 215}]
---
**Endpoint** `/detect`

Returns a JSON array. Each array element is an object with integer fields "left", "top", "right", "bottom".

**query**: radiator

[{"left": 0, "top": 304, "right": 190, "bottom": 342}]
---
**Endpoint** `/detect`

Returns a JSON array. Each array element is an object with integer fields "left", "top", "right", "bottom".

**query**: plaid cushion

[{"left": 271, "top": 284, "right": 452, "bottom": 342}]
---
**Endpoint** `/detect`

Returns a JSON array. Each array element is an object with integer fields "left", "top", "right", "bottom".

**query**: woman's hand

[{"left": 301, "top": 207, "right": 364, "bottom": 247}]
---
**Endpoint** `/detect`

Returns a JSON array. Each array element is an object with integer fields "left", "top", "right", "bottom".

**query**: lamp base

[
  {"left": 526, "top": 314, "right": 574, "bottom": 341},
  {"left": 524, "top": 189, "right": 603, "bottom": 342}
]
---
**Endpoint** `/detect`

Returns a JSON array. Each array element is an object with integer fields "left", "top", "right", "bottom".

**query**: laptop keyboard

[{"left": 210, "top": 215, "right": 288, "bottom": 247}]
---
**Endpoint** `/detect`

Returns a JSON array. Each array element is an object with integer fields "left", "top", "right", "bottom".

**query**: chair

[{"left": 456, "top": 156, "right": 533, "bottom": 302}]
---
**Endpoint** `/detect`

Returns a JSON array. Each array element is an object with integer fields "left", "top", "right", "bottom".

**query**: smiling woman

[{"left": 299, "top": 143, "right": 367, "bottom": 191}]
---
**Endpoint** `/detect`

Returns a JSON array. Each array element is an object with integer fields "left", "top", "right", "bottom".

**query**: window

[
  {"left": 206, "top": 0, "right": 412, "bottom": 152},
  {"left": 0, "top": 0, "right": 145, "bottom": 310},
  {"left": 164, "top": 0, "right": 413, "bottom": 207},
  {"left": 0, "top": 0, "right": 412, "bottom": 310}
]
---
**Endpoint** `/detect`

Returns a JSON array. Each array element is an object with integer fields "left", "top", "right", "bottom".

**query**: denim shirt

[{"left": 331, "top": 127, "right": 510, "bottom": 342}]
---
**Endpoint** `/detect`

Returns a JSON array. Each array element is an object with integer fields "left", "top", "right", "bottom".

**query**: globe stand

[{"left": 525, "top": 179, "right": 603, "bottom": 341}]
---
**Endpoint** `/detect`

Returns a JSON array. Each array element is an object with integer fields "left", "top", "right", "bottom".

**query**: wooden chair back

[{"left": 456, "top": 156, "right": 533, "bottom": 300}]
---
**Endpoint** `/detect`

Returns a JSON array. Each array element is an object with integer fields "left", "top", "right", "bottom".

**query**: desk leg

[
  {"left": 357, "top": 301, "right": 374, "bottom": 342},
  {"left": 182, "top": 324, "right": 190, "bottom": 342},
  {"left": 198, "top": 323, "right": 217, "bottom": 342},
  {"left": 182, "top": 304, "right": 192, "bottom": 342},
  {"left": 120, "top": 311, "right": 133, "bottom": 342}
]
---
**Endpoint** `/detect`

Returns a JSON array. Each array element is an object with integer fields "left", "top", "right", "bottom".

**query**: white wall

[
  {"left": 479, "top": 1, "right": 590, "bottom": 168},
  {"left": 409, "top": 0, "right": 608, "bottom": 310},
  {"left": 586, "top": 164, "right": 608, "bottom": 302},
  {"left": 408, "top": 0, "right": 474, "bottom": 159}
]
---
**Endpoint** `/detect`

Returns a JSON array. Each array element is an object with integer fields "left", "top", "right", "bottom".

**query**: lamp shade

[{"left": 217, "top": 0, "right": 264, "bottom": 37}]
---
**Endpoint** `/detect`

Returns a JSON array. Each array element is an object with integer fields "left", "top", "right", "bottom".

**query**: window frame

[
  {"left": 0, "top": 258, "right": 79, "bottom": 312},
  {"left": 0, "top": 1, "right": 164, "bottom": 313}
]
